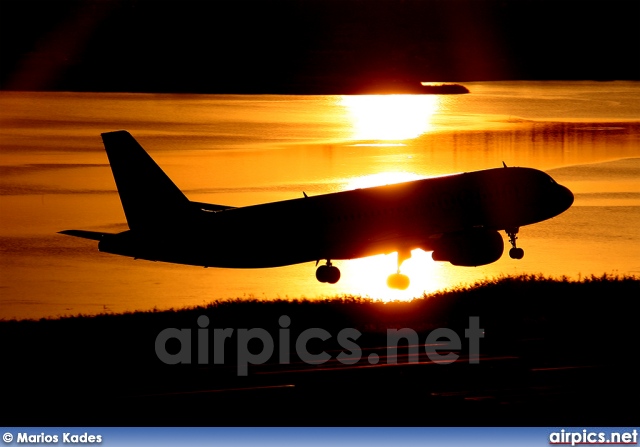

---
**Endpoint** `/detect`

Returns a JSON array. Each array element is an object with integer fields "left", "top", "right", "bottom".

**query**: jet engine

[{"left": 431, "top": 229, "right": 504, "bottom": 266}]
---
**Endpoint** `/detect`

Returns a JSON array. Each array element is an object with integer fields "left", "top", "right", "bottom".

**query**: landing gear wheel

[
  {"left": 509, "top": 247, "right": 525, "bottom": 259},
  {"left": 506, "top": 227, "right": 524, "bottom": 260},
  {"left": 326, "top": 266, "right": 341, "bottom": 284},
  {"left": 386, "top": 249, "right": 412, "bottom": 290},
  {"left": 387, "top": 273, "right": 410, "bottom": 290},
  {"left": 316, "top": 265, "right": 330, "bottom": 282},
  {"left": 316, "top": 262, "right": 341, "bottom": 284}
]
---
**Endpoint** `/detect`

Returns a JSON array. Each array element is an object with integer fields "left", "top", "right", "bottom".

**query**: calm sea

[{"left": 1, "top": 81, "right": 639, "bottom": 319}]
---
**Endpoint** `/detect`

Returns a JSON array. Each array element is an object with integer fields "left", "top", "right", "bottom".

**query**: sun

[
  {"left": 338, "top": 249, "right": 448, "bottom": 301},
  {"left": 326, "top": 171, "right": 447, "bottom": 299}
]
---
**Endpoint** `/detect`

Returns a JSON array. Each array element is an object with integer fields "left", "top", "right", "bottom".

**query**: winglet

[{"left": 502, "top": 161, "right": 508, "bottom": 168}]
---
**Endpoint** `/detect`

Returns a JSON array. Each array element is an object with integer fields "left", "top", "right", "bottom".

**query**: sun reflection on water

[
  {"left": 340, "top": 94, "right": 440, "bottom": 141},
  {"left": 331, "top": 171, "right": 447, "bottom": 300},
  {"left": 343, "top": 171, "right": 425, "bottom": 190}
]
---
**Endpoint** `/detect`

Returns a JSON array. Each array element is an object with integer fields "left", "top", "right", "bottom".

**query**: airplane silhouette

[{"left": 60, "top": 131, "right": 574, "bottom": 290}]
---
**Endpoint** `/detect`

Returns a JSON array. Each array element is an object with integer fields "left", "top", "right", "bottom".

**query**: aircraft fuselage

[{"left": 98, "top": 166, "right": 573, "bottom": 268}]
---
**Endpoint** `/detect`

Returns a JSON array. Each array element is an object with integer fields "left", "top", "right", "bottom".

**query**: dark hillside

[{"left": 1, "top": 274, "right": 637, "bottom": 425}]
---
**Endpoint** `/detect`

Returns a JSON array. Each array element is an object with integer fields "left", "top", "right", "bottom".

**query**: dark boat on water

[
  {"left": 352, "top": 80, "right": 470, "bottom": 94},
  {"left": 420, "top": 82, "right": 470, "bottom": 94}
]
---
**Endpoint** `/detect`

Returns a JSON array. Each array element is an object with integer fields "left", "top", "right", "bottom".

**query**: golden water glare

[
  {"left": 335, "top": 95, "right": 444, "bottom": 299},
  {"left": 335, "top": 172, "right": 452, "bottom": 301},
  {"left": 343, "top": 171, "right": 425, "bottom": 190},
  {"left": 340, "top": 249, "right": 446, "bottom": 302},
  {"left": 1, "top": 86, "right": 639, "bottom": 319},
  {"left": 340, "top": 95, "right": 440, "bottom": 141}
]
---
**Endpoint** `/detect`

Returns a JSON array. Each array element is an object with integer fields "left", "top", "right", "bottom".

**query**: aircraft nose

[{"left": 556, "top": 184, "right": 574, "bottom": 213}]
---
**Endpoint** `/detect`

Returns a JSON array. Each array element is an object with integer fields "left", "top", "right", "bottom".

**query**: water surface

[{"left": 1, "top": 81, "right": 639, "bottom": 319}]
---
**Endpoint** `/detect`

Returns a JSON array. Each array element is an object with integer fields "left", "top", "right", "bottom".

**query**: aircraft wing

[{"left": 191, "top": 201, "right": 236, "bottom": 212}]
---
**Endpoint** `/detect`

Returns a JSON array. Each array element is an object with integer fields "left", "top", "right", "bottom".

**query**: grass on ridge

[{"left": 2, "top": 273, "right": 637, "bottom": 331}]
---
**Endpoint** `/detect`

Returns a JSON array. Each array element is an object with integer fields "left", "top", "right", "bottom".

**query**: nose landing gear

[
  {"left": 316, "top": 260, "right": 341, "bottom": 284},
  {"left": 506, "top": 227, "right": 525, "bottom": 259},
  {"left": 387, "top": 249, "right": 411, "bottom": 290},
  {"left": 387, "top": 272, "right": 410, "bottom": 290}
]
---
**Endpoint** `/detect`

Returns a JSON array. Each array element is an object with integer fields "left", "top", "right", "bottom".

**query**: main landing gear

[
  {"left": 506, "top": 227, "right": 525, "bottom": 260},
  {"left": 316, "top": 260, "right": 341, "bottom": 284},
  {"left": 387, "top": 249, "right": 411, "bottom": 290}
]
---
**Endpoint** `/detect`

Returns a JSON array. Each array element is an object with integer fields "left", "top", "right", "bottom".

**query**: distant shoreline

[
  {"left": 2, "top": 79, "right": 639, "bottom": 97},
  {"left": 0, "top": 82, "right": 471, "bottom": 95}
]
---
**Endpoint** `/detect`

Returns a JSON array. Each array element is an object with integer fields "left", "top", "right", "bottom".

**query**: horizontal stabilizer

[{"left": 58, "top": 230, "right": 111, "bottom": 241}]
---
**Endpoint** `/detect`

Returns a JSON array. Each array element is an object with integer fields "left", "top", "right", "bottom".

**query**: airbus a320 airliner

[{"left": 60, "top": 131, "right": 574, "bottom": 290}]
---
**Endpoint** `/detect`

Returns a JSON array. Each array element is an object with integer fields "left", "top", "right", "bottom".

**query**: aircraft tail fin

[{"left": 101, "top": 131, "right": 192, "bottom": 232}]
